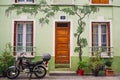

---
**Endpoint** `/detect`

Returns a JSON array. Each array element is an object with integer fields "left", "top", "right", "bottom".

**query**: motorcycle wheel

[
  {"left": 6, "top": 67, "right": 20, "bottom": 79},
  {"left": 34, "top": 65, "right": 47, "bottom": 78}
]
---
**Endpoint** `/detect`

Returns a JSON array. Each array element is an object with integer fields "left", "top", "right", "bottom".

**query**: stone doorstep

[
  {"left": 55, "top": 64, "right": 70, "bottom": 68},
  {"left": 49, "top": 71, "right": 77, "bottom": 76}
]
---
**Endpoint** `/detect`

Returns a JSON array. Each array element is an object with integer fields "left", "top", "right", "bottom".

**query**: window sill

[
  {"left": 90, "top": 3, "right": 112, "bottom": 6},
  {"left": 13, "top": 2, "right": 36, "bottom": 5},
  {"left": 90, "top": 55, "right": 113, "bottom": 58},
  {"left": 14, "top": 55, "right": 35, "bottom": 58},
  {"left": 101, "top": 55, "right": 113, "bottom": 58},
  {"left": 89, "top": 52, "right": 113, "bottom": 58},
  {"left": 100, "top": 52, "right": 113, "bottom": 58}
]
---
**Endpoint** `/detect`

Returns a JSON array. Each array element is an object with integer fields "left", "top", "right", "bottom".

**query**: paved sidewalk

[
  {"left": 0, "top": 74, "right": 120, "bottom": 80},
  {"left": 41, "top": 75, "right": 120, "bottom": 80}
]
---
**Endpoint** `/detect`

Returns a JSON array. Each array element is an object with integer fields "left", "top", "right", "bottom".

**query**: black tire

[
  {"left": 6, "top": 67, "right": 20, "bottom": 79},
  {"left": 34, "top": 65, "right": 47, "bottom": 78}
]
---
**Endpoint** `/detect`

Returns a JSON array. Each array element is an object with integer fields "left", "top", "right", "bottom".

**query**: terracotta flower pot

[{"left": 105, "top": 69, "right": 114, "bottom": 76}]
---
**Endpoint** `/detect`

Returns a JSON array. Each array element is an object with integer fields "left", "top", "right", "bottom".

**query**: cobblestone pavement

[{"left": 0, "top": 74, "right": 120, "bottom": 80}]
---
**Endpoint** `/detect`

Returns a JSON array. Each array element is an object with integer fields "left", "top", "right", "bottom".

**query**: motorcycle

[{"left": 6, "top": 52, "right": 51, "bottom": 79}]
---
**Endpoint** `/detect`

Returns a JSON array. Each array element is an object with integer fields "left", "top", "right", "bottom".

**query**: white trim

[
  {"left": 12, "top": 19, "right": 35, "bottom": 22},
  {"left": 53, "top": 20, "right": 55, "bottom": 56},
  {"left": 98, "top": 24, "right": 101, "bottom": 46},
  {"left": 89, "top": 20, "right": 113, "bottom": 57},
  {"left": 53, "top": 19, "right": 73, "bottom": 68},
  {"left": 51, "top": 0, "right": 74, "bottom": 5},
  {"left": 90, "top": 0, "right": 112, "bottom": 6},
  {"left": 12, "top": 19, "right": 36, "bottom": 57}
]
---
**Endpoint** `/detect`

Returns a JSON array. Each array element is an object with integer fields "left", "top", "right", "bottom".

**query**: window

[
  {"left": 14, "top": 21, "right": 34, "bottom": 57},
  {"left": 52, "top": 0, "right": 74, "bottom": 5},
  {"left": 91, "top": 22, "right": 111, "bottom": 57},
  {"left": 15, "top": 0, "right": 34, "bottom": 4},
  {"left": 57, "top": 23, "right": 68, "bottom": 27},
  {"left": 91, "top": 0, "right": 110, "bottom": 5}
]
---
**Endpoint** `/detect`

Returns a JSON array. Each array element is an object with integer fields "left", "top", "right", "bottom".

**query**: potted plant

[
  {"left": 0, "top": 43, "right": 14, "bottom": 76},
  {"left": 77, "top": 61, "right": 87, "bottom": 76},
  {"left": 91, "top": 60, "right": 104, "bottom": 76},
  {"left": 89, "top": 50, "right": 105, "bottom": 76},
  {"left": 105, "top": 59, "right": 114, "bottom": 76}
]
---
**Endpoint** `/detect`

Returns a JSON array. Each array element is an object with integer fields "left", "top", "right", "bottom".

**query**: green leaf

[
  {"left": 72, "top": 5, "right": 78, "bottom": 11},
  {"left": 74, "top": 47, "right": 79, "bottom": 52},
  {"left": 39, "top": 18, "right": 45, "bottom": 23},
  {"left": 46, "top": 12, "right": 55, "bottom": 17},
  {"left": 77, "top": 26, "right": 84, "bottom": 33},
  {"left": 43, "top": 8, "right": 50, "bottom": 13},
  {"left": 80, "top": 21, "right": 86, "bottom": 28},
  {"left": 16, "top": 10, "right": 22, "bottom": 15},
  {"left": 45, "top": 19, "right": 49, "bottom": 24},
  {"left": 91, "top": 6, "right": 98, "bottom": 13},
  {"left": 74, "top": 33, "right": 78, "bottom": 37},
  {"left": 80, "top": 38, "right": 88, "bottom": 48},
  {"left": 78, "top": 61, "right": 87, "bottom": 69},
  {"left": 61, "top": 8, "right": 74, "bottom": 15},
  {"left": 51, "top": 6, "right": 60, "bottom": 12}
]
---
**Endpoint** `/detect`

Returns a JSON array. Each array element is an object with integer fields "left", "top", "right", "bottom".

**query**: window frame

[
  {"left": 90, "top": 0, "right": 112, "bottom": 5},
  {"left": 14, "top": 0, "right": 35, "bottom": 5},
  {"left": 13, "top": 20, "right": 35, "bottom": 57},
  {"left": 90, "top": 20, "right": 113, "bottom": 58}
]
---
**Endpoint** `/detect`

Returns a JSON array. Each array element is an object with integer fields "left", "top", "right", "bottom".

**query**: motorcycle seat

[{"left": 28, "top": 61, "right": 43, "bottom": 66}]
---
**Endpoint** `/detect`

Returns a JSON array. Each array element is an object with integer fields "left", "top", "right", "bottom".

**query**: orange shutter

[
  {"left": 92, "top": 0, "right": 109, "bottom": 4},
  {"left": 14, "top": 21, "right": 17, "bottom": 56}
]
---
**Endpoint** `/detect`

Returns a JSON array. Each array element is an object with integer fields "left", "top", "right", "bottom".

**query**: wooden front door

[{"left": 55, "top": 22, "right": 70, "bottom": 64}]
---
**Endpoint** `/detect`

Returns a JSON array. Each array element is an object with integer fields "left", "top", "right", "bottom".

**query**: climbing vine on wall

[{"left": 6, "top": 0, "right": 98, "bottom": 61}]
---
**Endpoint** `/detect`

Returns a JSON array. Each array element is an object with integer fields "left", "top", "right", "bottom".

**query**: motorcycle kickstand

[
  {"left": 27, "top": 72, "right": 32, "bottom": 80},
  {"left": 29, "top": 73, "right": 32, "bottom": 80}
]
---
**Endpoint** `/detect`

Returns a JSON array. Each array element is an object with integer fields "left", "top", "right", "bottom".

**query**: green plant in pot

[
  {"left": 105, "top": 59, "right": 112, "bottom": 69},
  {"left": 0, "top": 43, "right": 14, "bottom": 76},
  {"left": 77, "top": 61, "right": 88, "bottom": 76},
  {"left": 89, "top": 50, "right": 105, "bottom": 76},
  {"left": 91, "top": 60, "right": 104, "bottom": 76},
  {"left": 105, "top": 59, "right": 114, "bottom": 76}
]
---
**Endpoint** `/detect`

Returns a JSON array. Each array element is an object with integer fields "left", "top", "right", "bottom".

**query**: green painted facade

[{"left": 1, "top": 0, "right": 120, "bottom": 74}]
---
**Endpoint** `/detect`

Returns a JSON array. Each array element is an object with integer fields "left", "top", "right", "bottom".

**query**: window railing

[
  {"left": 89, "top": 46, "right": 113, "bottom": 57},
  {"left": 13, "top": 46, "right": 36, "bottom": 56}
]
